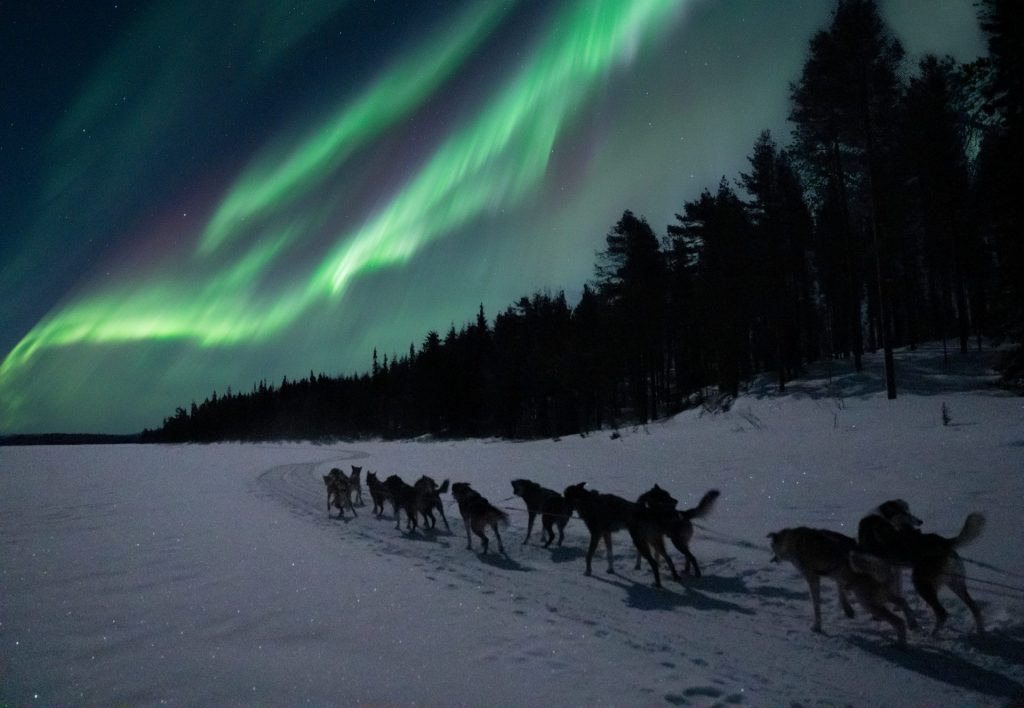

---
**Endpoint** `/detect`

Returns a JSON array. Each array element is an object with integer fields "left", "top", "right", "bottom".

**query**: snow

[{"left": 2, "top": 344, "right": 1023, "bottom": 706}]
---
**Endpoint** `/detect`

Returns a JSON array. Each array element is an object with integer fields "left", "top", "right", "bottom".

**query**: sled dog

[
  {"left": 634, "top": 485, "right": 719, "bottom": 578},
  {"left": 562, "top": 482, "right": 672, "bottom": 588},
  {"left": 858, "top": 499, "right": 985, "bottom": 634},
  {"left": 414, "top": 475, "right": 450, "bottom": 531},
  {"left": 348, "top": 465, "right": 364, "bottom": 506},
  {"left": 510, "top": 478, "right": 571, "bottom": 547},
  {"left": 323, "top": 469, "right": 358, "bottom": 519},
  {"left": 768, "top": 526, "right": 915, "bottom": 646},
  {"left": 450, "top": 482, "right": 508, "bottom": 554},
  {"left": 383, "top": 475, "right": 422, "bottom": 532},
  {"left": 366, "top": 471, "right": 391, "bottom": 517}
]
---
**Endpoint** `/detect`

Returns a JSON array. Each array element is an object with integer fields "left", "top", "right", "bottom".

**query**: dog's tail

[
  {"left": 848, "top": 551, "right": 896, "bottom": 585},
  {"left": 437, "top": 478, "right": 450, "bottom": 495},
  {"left": 951, "top": 512, "right": 985, "bottom": 549},
  {"left": 682, "top": 489, "right": 720, "bottom": 520}
]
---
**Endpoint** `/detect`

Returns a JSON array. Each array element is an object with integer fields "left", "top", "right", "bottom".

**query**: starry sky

[{"left": 0, "top": 0, "right": 984, "bottom": 434}]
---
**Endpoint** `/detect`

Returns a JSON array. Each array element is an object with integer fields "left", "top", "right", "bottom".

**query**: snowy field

[{"left": 2, "top": 344, "right": 1023, "bottom": 706}]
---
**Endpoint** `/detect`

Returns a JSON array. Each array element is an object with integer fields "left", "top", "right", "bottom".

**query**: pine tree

[{"left": 790, "top": 0, "right": 904, "bottom": 396}]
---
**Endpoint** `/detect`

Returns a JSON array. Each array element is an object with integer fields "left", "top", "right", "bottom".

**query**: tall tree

[
  {"left": 897, "top": 55, "right": 978, "bottom": 355},
  {"left": 974, "top": 0, "right": 1024, "bottom": 379},
  {"left": 669, "top": 181, "right": 754, "bottom": 398},
  {"left": 594, "top": 211, "right": 666, "bottom": 421},
  {"left": 739, "top": 131, "right": 815, "bottom": 390},
  {"left": 790, "top": 0, "right": 904, "bottom": 397}
]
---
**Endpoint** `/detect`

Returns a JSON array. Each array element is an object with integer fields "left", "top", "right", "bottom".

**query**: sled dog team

[{"left": 324, "top": 467, "right": 985, "bottom": 646}]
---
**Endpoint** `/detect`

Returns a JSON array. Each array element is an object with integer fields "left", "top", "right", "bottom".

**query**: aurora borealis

[{"left": 1, "top": 1, "right": 984, "bottom": 433}]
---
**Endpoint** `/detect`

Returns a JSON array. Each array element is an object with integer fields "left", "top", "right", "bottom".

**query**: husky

[
  {"left": 450, "top": 482, "right": 508, "bottom": 554},
  {"left": 768, "top": 526, "right": 916, "bottom": 646},
  {"left": 323, "top": 469, "right": 357, "bottom": 519},
  {"left": 348, "top": 465, "right": 364, "bottom": 506},
  {"left": 366, "top": 471, "right": 390, "bottom": 517},
  {"left": 634, "top": 486, "right": 719, "bottom": 578},
  {"left": 562, "top": 482, "right": 670, "bottom": 588},
  {"left": 858, "top": 499, "right": 986, "bottom": 635},
  {"left": 383, "top": 475, "right": 421, "bottom": 532},
  {"left": 510, "top": 479, "right": 571, "bottom": 547},
  {"left": 414, "top": 475, "right": 451, "bottom": 531}
]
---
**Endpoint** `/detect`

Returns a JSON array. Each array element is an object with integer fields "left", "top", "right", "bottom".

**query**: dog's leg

[
  {"left": 945, "top": 563, "right": 985, "bottom": 635},
  {"left": 629, "top": 528, "right": 662, "bottom": 588},
  {"left": 870, "top": 604, "right": 907, "bottom": 648},
  {"left": 435, "top": 501, "right": 450, "bottom": 531},
  {"left": 603, "top": 532, "right": 615, "bottom": 575},
  {"left": 541, "top": 516, "right": 554, "bottom": 547},
  {"left": 463, "top": 519, "right": 473, "bottom": 550},
  {"left": 835, "top": 581, "right": 855, "bottom": 618},
  {"left": 472, "top": 520, "right": 489, "bottom": 554},
  {"left": 893, "top": 594, "right": 917, "bottom": 630},
  {"left": 584, "top": 533, "right": 601, "bottom": 576},
  {"left": 652, "top": 536, "right": 680, "bottom": 582},
  {"left": 523, "top": 511, "right": 536, "bottom": 545},
  {"left": 493, "top": 523, "right": 507, "bottom": 556},
  {"left": 680, "top": 546, "right": 701, "bottom": 578},
  {"left": 556, "top": 518, "right": 567, "bottom": 546},
  {"left": 669, "top": 525, "right": 697, "bottom": 575},
  {"left": 911, "top": 565, "right": 949, "bottom": 635},
  {"left": 805, "top": 573, "right": 823, "bottom": 633}
]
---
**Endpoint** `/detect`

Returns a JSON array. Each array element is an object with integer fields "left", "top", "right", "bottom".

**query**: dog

[
  {"left": 383, "top": 475, "right": 421, "bottom": 532},
  {"left": 858, "top": 499, "right": 986, "bottom": 635},
  {"left": 450, "top": 482, "right": 508, "bottom": 554},
  {"left": 348, "top": 465, "right": 364, "bottom": 506},
  {"left": 323, "top": 469, "right": 358, "bottom": 519},
  {"left": 562, "top": 482, "right": 670, "bottom": 587},
  {"left": 414, "top": 475, "right": 450, "bottom": 531},
  {"left": 510, "top": 479, "right": 571, "bottom": 547},
  {"left": 634, "top": 486, "right": 719, "bottom": 578},
  {"left": 366, "top": 471, "right": 393, "bottom": 517},
  {"left": 768, "top": 526, "right": 916, "bottom": 646}
]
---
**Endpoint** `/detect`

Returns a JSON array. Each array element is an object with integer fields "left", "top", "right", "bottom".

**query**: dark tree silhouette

[{"left": 790, "top": 0, "right": 904, "bottom": 397}]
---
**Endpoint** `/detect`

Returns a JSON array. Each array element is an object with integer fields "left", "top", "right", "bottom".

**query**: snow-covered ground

[{"left": 2, "top": 344, "right": 1023, "bottom": 706}]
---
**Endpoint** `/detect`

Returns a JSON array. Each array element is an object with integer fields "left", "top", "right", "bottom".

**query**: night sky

[{"left": 0, "top": 0, "right": 984, "bottom": 434}]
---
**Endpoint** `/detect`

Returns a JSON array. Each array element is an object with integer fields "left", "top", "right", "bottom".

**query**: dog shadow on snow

[
  {"left": 589, "top": 573, "right": 756, "bottom": 614},
  {"left": 967, "top": 626, "right": 1024, "bottom": 668},
  {"left": 849, "top": 636, "right": 1024, "bottom": 702},
  {"left": 682, "top": 569, "right": 807, "bottom": 603},
  {"left": 475, "top": 552, "right": 533, "bottom": 572},
  {"left": 546, "top": 546, "right": 586, "bottom": 564}
]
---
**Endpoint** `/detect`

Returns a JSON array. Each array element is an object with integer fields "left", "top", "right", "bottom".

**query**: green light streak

[
  {"left": 0, "top": 226, "right": 303, "bottom": 388},
  {"left": 199, "top": 2, "right": 510, "bottom": 255},
  {"left": 316, "top": 0, "right": 683, "bottom": 295}
]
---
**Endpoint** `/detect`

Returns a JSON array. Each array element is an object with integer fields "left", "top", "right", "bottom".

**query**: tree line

[{"left": 143, "top": 0, "right": 1022, "bottom": 443}]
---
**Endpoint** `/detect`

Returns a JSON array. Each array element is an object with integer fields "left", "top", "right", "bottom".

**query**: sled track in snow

[{"left": 251, "top": 449, "right": 371, "bottom": 524}]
